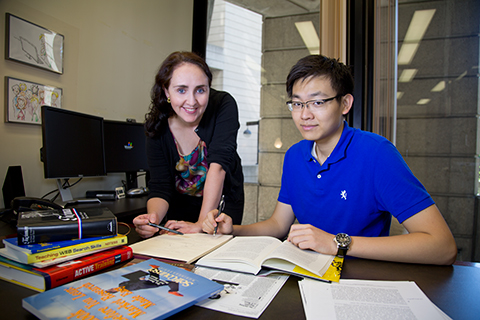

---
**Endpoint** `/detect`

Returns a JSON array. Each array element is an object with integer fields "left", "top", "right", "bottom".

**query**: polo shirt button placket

[{"left": 317, "top": 173, "right": 321, "bottom": 179}]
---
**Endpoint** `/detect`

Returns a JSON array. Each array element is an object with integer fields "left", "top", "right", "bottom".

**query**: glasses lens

[
  {"left": 308, "top": 100, "right": 324, "bottom": 109},
  {"left": 290, "top": 102, "right": 303, "bottom": 111}
]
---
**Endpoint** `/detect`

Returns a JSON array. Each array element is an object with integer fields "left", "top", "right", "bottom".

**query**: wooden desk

[
  {"left": 73, "top": 196, "right": 148, "bottom": 220},
  {"left": 0, "top": 218, "right": 479, "bottom": 319},
  {"left": 168, "top": 258, "right": 480, "bottom": 320},
  {"left": 1, "top": 257, "right": 478, "bottom": 320}
]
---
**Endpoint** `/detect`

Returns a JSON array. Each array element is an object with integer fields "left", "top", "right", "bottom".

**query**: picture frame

[
  {"left": 5, "top": 13, "right": 64, "bottom": 74},
  {"left": 5, "top": 76, "right": 63, "bottom": 125}
]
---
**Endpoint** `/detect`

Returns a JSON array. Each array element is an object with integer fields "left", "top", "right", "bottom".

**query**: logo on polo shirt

[{"left": 340, "top": 190, "right": 347, "bottom": 200}]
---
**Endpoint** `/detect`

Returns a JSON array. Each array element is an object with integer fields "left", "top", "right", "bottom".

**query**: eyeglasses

[{"left": 286, "top": 94, "right": 342, "bottom": 112}]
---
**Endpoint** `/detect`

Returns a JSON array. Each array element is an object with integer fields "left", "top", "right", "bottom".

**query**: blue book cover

[
  {"left": 22, "top": 259, "right": 223, "bottom": 320},
  {"left": 3, "top": 235, "right": 115, "bottom": 254}
]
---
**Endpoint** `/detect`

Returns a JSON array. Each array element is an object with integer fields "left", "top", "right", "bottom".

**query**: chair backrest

[{"left": 390, "top": 216, "right": 408, "bottom": 235}]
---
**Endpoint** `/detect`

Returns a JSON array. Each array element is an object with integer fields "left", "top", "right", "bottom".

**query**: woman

[{"left": 133, "top": 51, "right": 244, "bottom": 236}]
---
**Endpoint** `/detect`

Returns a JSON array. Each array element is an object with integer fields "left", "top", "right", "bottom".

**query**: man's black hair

[{"left": 286, "top": 55, "right": 354, "bottom": 99}]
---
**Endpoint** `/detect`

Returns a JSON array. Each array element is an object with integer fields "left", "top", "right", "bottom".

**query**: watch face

[{"left": 335, "top": 233, "right": 351, "bottom": 247}]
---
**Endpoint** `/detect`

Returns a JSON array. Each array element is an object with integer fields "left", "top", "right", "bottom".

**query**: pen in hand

[
  {"left": 148, "top": 222, "right": 184, "bottom": 235},
  {"left": 213, "top": 195, "right": 225, "bottom": 237}
]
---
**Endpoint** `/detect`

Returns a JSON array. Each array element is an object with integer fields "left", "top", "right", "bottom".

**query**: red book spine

[{"left": 37, "top": 246, "right": 133, "bottom": 290}]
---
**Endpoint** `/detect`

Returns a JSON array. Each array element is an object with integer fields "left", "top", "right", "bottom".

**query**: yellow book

[
  {"left": 0, "top": 234, "right": 127, "bottom": 264},
  {"left": 291, "top": 256, "right": 344, "bottom": 282}
]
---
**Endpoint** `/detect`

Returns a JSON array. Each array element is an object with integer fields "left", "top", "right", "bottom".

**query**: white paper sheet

[
  {"left": 298, "top": 278, "right": 452, "bottom": 320},
  {"left": 194, "top": 266, "right": 288, "bottom": 318}
]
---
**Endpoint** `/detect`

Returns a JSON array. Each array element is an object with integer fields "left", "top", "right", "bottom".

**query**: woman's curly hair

[{"left": 144, "top": 51, "right": 212, "bottom": 138}]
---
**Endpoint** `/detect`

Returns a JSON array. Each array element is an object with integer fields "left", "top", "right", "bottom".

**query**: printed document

[
  {"left": 195, "top": 266, "right": 288, "bottom": 318},
  {"left": 298, "top": 278, "right": 452, "bottom": 320}
]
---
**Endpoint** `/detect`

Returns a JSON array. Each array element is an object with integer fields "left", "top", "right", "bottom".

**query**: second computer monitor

[{"left": 103, "top": 120, "right": 149, "bottom": 190}]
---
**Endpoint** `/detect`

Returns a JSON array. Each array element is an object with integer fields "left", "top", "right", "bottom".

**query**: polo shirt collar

[{"left": 304, "top": 120, "right": 355, "bottom": 165}]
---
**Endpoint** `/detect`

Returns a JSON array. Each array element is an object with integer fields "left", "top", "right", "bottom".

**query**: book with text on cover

[
  {"left": 0, "top": 245, "right": 133, "bottom": 292},
  {"left": 17, "top": 207, "right": 117, "bottom": 245},
  {"left": 1, "top": 234, "right": 127, "bottom": 264},
  {"left": 196, "top": 236, "right": 338, "bottom": 282},
  {"left": 22, "top": 258, "right": 224, "bottom": 320},
  {"left": 0, "top": 246, "right": 111, "bottom": 268},
  {"left": 3, "top": 234, "right": 116, "bottom": 254}
]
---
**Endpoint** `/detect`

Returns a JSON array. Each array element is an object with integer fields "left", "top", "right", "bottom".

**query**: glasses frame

[{"left": 286, "top": 94, "right": 342, "bottom": 112}]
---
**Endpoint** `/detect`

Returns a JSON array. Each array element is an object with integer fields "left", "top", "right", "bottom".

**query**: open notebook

[{"left": 129, "top": 233, "right": 233, "bottom": 264}]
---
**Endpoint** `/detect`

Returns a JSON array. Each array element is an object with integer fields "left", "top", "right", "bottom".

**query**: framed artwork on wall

[
  {"left": 5, "top": 77, "right": 63, "bottom": 125},
  {"left": 5, "top": 13, "right": 64, "bottom": 74}
]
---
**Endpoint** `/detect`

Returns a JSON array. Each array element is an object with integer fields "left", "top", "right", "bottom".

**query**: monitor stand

[
  {"left": 125, "top": 171, "right": 138, "bottom": 191},
  {"left": 57, "top": 179, "right": 101, "bottom": 206},
  {"left": 57, "top": 179, "right": 73, "bottom": 202}
]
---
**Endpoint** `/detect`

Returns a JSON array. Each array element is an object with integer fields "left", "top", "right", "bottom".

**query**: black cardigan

[{"left": 146, "top": 88, "right": 244, "bottom": 212}]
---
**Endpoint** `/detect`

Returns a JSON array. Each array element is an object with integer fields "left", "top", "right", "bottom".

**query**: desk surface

[
  {"left": 74, "top": 196, "right": 147, "bottom": 220},
  {"left": 0, "top": 217, "right": 479, "bottom": 319}
]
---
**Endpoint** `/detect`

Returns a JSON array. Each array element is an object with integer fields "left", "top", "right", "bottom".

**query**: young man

[{"left": 203, "top": 55, "right": 457, "bottom": 265}]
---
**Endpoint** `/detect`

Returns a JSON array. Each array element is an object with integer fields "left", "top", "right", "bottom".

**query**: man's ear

[{"left": 341, "top": 94, "right": 354, "bottom": 115}]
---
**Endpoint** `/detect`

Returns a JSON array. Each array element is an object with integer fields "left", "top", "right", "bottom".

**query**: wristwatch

[{"left": 334, "top": 233, "right": 351, "bottom": 257}]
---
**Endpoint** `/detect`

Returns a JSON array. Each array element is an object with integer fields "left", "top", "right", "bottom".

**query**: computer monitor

[
  {"left": 40, "top": 106, "right": 106, "bottom": 202},
  {"left": 103, "top": 120, "right": 149, "bottom": 191}
]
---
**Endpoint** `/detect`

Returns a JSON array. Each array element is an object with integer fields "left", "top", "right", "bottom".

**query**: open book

[
  {"left": 129, "top": 233, "right": 233, "bottom": 264},
  {"left": 196, "top": 236, "right": 336, "bottom": 281}
]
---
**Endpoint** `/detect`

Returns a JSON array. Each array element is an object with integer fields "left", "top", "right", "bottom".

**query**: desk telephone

[
  {"left": 0, "top": 197, "right": 63, "bottom": 227},
  {"left": 11, "top": 196, "right": 64, "bottom": 212}
]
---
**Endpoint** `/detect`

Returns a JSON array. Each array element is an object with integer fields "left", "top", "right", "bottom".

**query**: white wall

[
  {"left": 0, "top": 0, "right": 193, "bottom": 206},
  {"left": 206, "top": 0, "right": 262, "bottom": 167}
]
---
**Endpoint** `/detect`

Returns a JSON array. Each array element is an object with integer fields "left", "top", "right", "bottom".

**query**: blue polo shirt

[{"left": 278, "top": 121, "right": 434, "bottom": 237}]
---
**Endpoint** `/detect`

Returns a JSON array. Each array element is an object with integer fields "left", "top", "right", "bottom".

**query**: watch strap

[{"left": 336, "top": 247, "right": 348, "bottom": 257}]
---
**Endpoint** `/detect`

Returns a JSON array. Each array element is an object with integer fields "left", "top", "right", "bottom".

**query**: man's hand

[
  {"left": 202, "top": 209, "right": 233, "bottom": 235},
  {"left": 287, "top": 224, "right": 337, "bottom": 256}
]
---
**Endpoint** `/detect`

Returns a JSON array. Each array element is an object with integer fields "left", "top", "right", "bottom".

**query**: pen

[
  {"left": 213, "top": 195, "right": 225, "bottom": 236},
  {"left": 148, "top": 222, "right": 184, "bottom": 235}
]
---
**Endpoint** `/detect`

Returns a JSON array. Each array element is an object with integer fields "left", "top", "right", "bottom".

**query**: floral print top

[{"left": 174, "top": 138, "right": 209, "bottom": 197}]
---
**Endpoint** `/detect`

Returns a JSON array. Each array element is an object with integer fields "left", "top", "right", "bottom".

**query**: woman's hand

[
  {"left": 164, "top": 220, "right": 203, "bottom": 234},
  {"left": 287, "top": 224, "right": 337, "bottom": 256},
  {"left": 133, "top": 212, "right": 161, "bottom": 238},
  {"left": 202, "top": 209, "right": 233, "bottom": 235}
]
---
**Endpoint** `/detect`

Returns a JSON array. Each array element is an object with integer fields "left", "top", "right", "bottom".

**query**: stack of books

[{"left": 0, "top": 206, "right": 133, "bottom": 292}]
